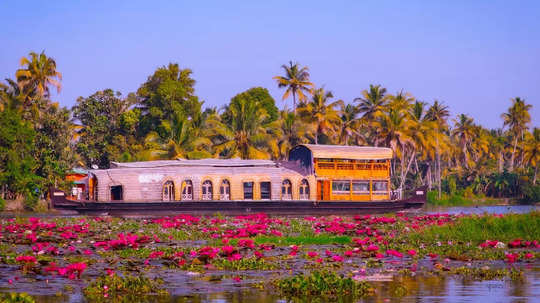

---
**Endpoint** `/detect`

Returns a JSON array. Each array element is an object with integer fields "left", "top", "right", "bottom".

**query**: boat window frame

[
  {"left": 260, "top": 181, "right": 271, "bottom": 200},
  {"left": 331, "top": 180, "right": 350, "bottom": 195},
  {"left": 110, "top": 185, "right": 123, "bottom": 201},
  {"left": 352, "top": 180, "right": 370, "bottom": 195},
  {"left": 281, "top": 179, "right": 292, "bottom": 200},
  {"left": 201, "top": 180, "right": 213, "bottom": 200},
  {"left": 162, "top": 180, "right": 175, "bottom": 201},
  {"left": 181, "top": 180, "right": 193, "bottom": 200},
  {"left": 243, "top": 181, "right": 254, "bottom": 200},
  {"left": 219, "top": 179, "right": 230, "bottom": 200},
  {"left": 299, "top": 179, "right": 310, "bottom": 200},
  {"left": 372, "top": 180, "right": 388, "bottom": 193}
]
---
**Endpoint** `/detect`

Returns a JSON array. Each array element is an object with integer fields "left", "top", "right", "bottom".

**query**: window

[
  {"left": 282, "top": 179, "right": 292, "bottom": 200},
  {"left": 202, "top": 180, "right": 213, "bottom": 200},
  {"left": 373, "top": 181, "right": 388, "bottom": 192},
  {"left": 331, "top": 181, "right": 350, "bottom": 194},
  {"left": 219, "top": 180, "right": 230, "bottom": 200},
  {"left": 299, "top": 179, "right": 310, "bottom": 200},
  {"left": 260, "top": 182, "right": 271, "bottom": 200},
  {"left": 243, "top": 182, "right": 254, "bottom": 200},
  {"left": 352, "top": 181, "right": 369, "bottom": 194},
  {"left": 163, "top": 181, "right": 175, "bottom": 201},
  {"left": 182, "top": 180, "right": 193, "bottom": 200},
  {"left": 110, "top": 185, "right": 123, "bottom": 201}
]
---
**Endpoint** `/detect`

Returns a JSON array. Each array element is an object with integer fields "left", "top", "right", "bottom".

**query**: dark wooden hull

[{"left": 49, "top": 187, "right": 426, "bottom": 216}]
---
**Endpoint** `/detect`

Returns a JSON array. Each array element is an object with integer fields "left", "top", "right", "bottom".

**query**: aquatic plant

[
  {"left": 83, "top": 274, "right": 169, "bottom": 302},
  {"left": 273, "top": 270, "right": 374, "bottom": 299}
]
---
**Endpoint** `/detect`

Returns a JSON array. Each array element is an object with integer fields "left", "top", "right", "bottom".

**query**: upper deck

[{"left": 288, "top": 144, "right": 392, "bottom": 179}]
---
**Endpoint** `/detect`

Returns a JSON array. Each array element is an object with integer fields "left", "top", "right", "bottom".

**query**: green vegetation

[
  {"left": 83, "top": 274, "right": 169, "bottom": 302},
  {"left": 408, "top": 212, "right": 540, "bottom": 244},
  {"left": 253, "top": 234, "right": 352, "bottom": 246},
  {"left": 449, "top": 266, "right": 523, "bottom": 281},
  {"left": 0, "top": 292, "right": 35, "bottom": 303},
  {"left": 1, "top": 52, "right": 539, "bottom": 205},
  {"left": 273, "top": 270, "right": 373, "bottom": 299}
]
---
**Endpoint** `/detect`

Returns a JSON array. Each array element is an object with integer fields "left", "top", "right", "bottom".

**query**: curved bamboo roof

[{"left": 298, "top": 144, "right": 393, "bottom": 160}]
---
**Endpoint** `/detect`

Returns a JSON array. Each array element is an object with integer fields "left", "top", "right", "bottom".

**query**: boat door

[{"left": 317, "top": 180, "right": 331, "bottom": 201}]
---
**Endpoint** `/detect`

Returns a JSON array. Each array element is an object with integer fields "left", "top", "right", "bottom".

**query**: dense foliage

[{"left": 0, "top": 52, "right": 538, "bottom": 205}]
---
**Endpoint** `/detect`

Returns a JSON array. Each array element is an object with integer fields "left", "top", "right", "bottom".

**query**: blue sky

[{"left": 1, "top": 0, "right": 538, "bottom": 128}]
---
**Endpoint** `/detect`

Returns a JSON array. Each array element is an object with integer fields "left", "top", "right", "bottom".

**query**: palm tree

[
  {"left": 275, "top": 110, "right": 309, "bottom": 159},
  {"left": 273, "top": 61, "right": 313, "bottom": 111},
  {"left": 426, "top": 100, "right": 450, "bottom": 198},
  {"left": 451, "top": 114, "right": 476, "bottom": 169},
  {"left": 523, "top": 128, "right": 540, "bottom": 184},
  {"left": 354, "top": 84, "right": 388, "bottom": 121},
  {"left": 16, "top": 51, "right": 62, "bottom": 101},
  {"left": 501, "top": 97, "right": 532, "bottom": 171},
  {"left": 297, "top": 87, "right": 343, "bottom": 144},
  {"left": 210, "top": 96, "right": 278, "bottom": 159},
  {"left": 337, "top": 104, "right": 362, "bottom": 145},
  {"left": 373, "top": 108, "right": 414, "bottom": 191}
]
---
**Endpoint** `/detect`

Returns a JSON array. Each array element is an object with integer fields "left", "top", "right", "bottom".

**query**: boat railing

[
  {"left": 182, "top": 194, "right": 193, "bottom": 200},
  {"left": 282, "top": 194, "right": 292, "bottom": 200},
  {"left": 299, "top": 194, "right": 309, "bottom": 200},
  {"left": 219, "top": 194, "right": 230, "bottom": 200},
  {"left": 201, "top": 194, "right": 213, "bottom": 200}
]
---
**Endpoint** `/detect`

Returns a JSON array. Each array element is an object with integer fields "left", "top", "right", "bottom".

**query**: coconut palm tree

[
  {"left": 16, "top": 51, "right": 62, "bottom": 101},
  {"left": 501, "top": 97, "right": 532, "bottom": 171},
  {"left": 210, "top": 96, "right": 278, "bottom": 159},
  {"left": 523, "top": 128, "right": 540, "bottom": 184},
  {"left": 275, "top": 110, "right": 309, "bottom": 159},
  {"left": 426, "top": 100, "right": 450, "bottom": 198},
  {"left": 354, "top": 84, "right": 388, "bottom": 121},
  {"left": 337, "top": 104, "right": 362, "bottom": 145},
  {"left": 297, "top": 87, "right": 343, "bottom": 144},
  {"left": 451, "top": 114, "right": 476, "bottom": 169},
  {"left": 373, "top": 108, "right": 414, "bottom": 191},
  {"left": 273, "top": 61, "right": 313, "bottom": 111}
]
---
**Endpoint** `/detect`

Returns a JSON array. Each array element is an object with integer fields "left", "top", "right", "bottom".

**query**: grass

[
  {"left": 408, "top": 211, "right": 540, "bottom": 244},
  {"left": 253, "top": 234, "right": 352, "bottom": 246},
  {"left": 426, "top": 191, "right": 501, "bottom": 206},
  {"left": 273, "top": 270, "right": 373, "bottom": 299}
]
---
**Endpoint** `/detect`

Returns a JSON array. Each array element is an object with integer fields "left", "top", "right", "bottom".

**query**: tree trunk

[
  {"left": 399, "top": 148, "right": 416, "bottom": 191},
  {"left": 436, "top": 135, "right": 442, "bottom": 199},
  {"left": 498, "top": 151, "right": 503, "bottom": 173},
  {"left": 534, "top": 166, "right": 538, "bottom": 185},
  {"left": 510, "top": 136, "right": 517, "bottom": 171},
  {"left": 292, "top": 91, "right": 297, "bottom": 113},
  {"left": 427, "top": 163, "right": 432, "bottom": 190}
]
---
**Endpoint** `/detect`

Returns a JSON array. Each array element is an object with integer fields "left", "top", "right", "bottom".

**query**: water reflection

[
  {"left": 6, "top": 271, "right": 537, "bottom": 303},
  {"left": 422, "top": 205, "right": 538, "bottom": 215}
]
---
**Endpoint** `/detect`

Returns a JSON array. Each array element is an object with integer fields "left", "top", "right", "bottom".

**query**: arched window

[
  {"left": 181, "top": 180, "right": 193, "bottom": 200},
  {"left": 282, "top": 179, "right": 292, "bottom": 200},
  {"left": 219, "top": 180, "right": 230, "bottom": 200},
  {"left": 299, "top": 179, "right": 310, "bottom": 200},
  {"left": 163, "top": 181, "right": 175, "bottom": 201},
  {"left": 202, "top": 180, "right": 213, "bottom": 200}
]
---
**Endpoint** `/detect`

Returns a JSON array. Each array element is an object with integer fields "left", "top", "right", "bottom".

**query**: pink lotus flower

[
  {"left": 83, "top": 249, "right": 93, "bottom": 255},
  {"left": 407, "top": 249, "right": 417, "bottom": 256},
  {"left": 106, "top": 269, "right": 115, "bottom": 277},
  {"left": 254, "top": 251, "right": 263, "bottom": 258},
  {"left": 375, "top": 253, "right": 385, "bottom": 259},
  {"left": 16, "top": 255, "right": 37, "bottom": 264},
  {"left": 428, "top": 253, "right": 438, "bottom": 259},
  {"left": 332, "top": 255, "right": 344, "bottom": 262},
  {"left": 525, "top": 252, "right": 534, "bottom": 259},
  {"left": 307, "top": 251, "right": 318, "bottom": 258},
  {"left": 505, "top": 253, "right": 519, "bottom": 263},
  {"left": 386, "top": 249, "right": 403, "bottom": 258},
  {"left": 344, "top": 250, "right": 353, "bottom": 257},
  {"left": 315, "top": 258, "right": 323, "bottom": 263},
  {"left": 221, "top": 246, "right": 235, "bottom": 255},
  {"left": 148, "top": 251, "right": 164, "bottom": 259},
  {"left": 228, "top": 253, "right": 243, "bottom": 261},
  {"left": 366, "top": 244, "right": 379, "bottom": 252}
]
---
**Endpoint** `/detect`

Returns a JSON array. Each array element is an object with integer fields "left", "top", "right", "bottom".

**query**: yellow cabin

[{"left": 288, "top": 144, "right": 392, "bottom": 201}]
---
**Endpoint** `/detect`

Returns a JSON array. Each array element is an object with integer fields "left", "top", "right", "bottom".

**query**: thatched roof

[{"left": 299, "top": 144, "right": 393, "bottom": 160}]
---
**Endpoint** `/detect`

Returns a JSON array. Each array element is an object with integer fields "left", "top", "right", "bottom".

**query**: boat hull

[{"left": 49, "top": 187, "right": 426, "bottom": 215}]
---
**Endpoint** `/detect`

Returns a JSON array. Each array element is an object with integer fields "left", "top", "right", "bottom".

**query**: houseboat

[{"left": 50, "top": 144, "right": 426, "bottom": 215}]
